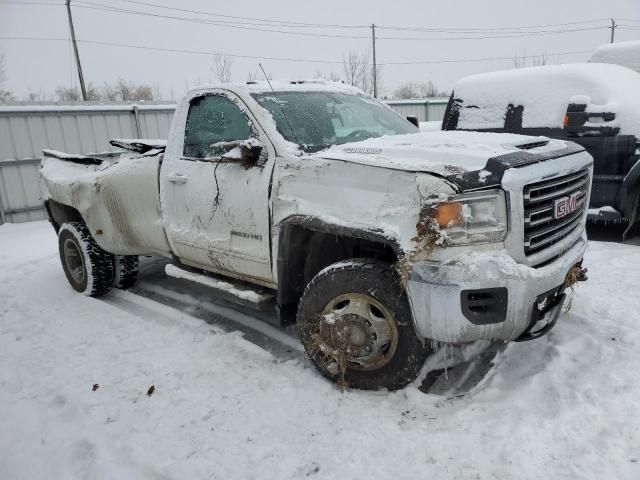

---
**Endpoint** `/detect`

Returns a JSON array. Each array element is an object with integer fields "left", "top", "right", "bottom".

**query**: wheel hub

[
  {"left": 320, "top": 293, "right": 398, "bottom": 371},
  {"left": 63, "top": 238, "right": 85, "bottom": 284}
]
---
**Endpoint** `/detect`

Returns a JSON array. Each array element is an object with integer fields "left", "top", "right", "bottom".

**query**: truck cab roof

[{"left": 187, "top": 79, "right": 365, "bottom": 97}]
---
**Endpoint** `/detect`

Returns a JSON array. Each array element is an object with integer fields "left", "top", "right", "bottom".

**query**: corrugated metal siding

[
  {"left": 385, "top": 101, "right": 429, "bottom": 121},
  {"left": 0, "top": 103, "right": 175, "bottom": 224},
  {"left": 385, "top": 99, "right": 449, "bottom": 122}
]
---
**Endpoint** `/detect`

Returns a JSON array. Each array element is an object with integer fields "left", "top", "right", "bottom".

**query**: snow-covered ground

[{"left": 1, "top": 221, "right": 639, "bottom": 480}]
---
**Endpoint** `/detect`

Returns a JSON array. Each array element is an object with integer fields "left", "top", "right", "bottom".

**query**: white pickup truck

[{"left": 40, "top": 80, "right": 592, "bottom": 390}]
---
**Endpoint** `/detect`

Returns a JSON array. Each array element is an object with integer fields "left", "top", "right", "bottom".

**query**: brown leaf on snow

[{"left": 146, "top": 385, "right": 155, "bottom": 396}]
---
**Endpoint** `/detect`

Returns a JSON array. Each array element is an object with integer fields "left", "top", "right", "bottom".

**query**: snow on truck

[{"left": 40, "top": 80, "right": 592, "bottom": 390}]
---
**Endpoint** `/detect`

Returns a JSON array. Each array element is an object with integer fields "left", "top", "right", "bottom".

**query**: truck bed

[{"left": 40, "top": 142, "right": 172, "bottom": 257}]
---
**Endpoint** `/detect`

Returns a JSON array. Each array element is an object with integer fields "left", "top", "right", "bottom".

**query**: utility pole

[
  {"left": 610, "top": 18, "right": 617, "bottom": 44},
  {"left": 371, "top": 24, "right": 378, "bottom": 98},
  {"left": 65, "top": 0, "right": 87, "bottom": 100}
]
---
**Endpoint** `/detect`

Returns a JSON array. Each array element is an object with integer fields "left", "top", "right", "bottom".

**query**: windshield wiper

[{"left": 301, "top": 144, "right": 332, "bottom": 153}]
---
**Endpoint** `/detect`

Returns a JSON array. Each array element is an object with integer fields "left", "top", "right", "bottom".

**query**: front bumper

[{"left": 405, "top": 233, "right": 587, "bottom": 343}]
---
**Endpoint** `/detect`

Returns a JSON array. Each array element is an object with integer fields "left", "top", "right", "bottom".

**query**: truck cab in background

[{"left": 442, "top": 63, "right": 640, "bottom": 238}]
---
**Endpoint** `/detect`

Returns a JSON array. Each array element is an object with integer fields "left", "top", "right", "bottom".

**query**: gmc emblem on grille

[{"left": 554, "top": 191, "right": 581, "bottom": 219}]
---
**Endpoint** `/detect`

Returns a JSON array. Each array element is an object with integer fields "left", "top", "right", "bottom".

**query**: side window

[{"left": 183, "top": 95, "right": 251, "bottom": 158}]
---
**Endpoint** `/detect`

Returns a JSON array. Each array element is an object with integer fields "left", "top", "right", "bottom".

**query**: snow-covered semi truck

[
  {"left": 442, "top": 63, "right": 640, "bottom": 238},
  {"left": 40, "top": 81, "right": 592, "bottom": 390}
]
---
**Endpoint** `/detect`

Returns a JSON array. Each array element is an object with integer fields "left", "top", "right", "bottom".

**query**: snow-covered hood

[{"left": 318, "top": 131, "right": 570, "bottom": 176}]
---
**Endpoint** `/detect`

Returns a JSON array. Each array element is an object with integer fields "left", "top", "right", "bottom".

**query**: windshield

[{"left": 251, "top": 91, "right": 418, "bottom": 153}]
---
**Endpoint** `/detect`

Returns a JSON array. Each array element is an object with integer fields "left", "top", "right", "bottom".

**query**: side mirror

[
  {"left": 239, "top": 141, "right": 263, "bottom": 167},
  {"left": 406, "top": 115, "right": 419, "bottom": 128},
  {"left": 219, "top": 140, "right": 264, "bottom": 168}
]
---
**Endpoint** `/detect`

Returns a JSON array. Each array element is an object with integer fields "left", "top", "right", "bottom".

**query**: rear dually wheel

[{"left": 58, "top": 222, "right": 114, "bottom": 297}]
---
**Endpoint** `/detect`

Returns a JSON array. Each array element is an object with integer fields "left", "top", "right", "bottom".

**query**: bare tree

[
  {"left": 0, "top": 52, "right": 13, "bottom": 102},
  {"left": 151, "top": 82, "right": 161, "bottom": 101},
  {"left": 247, "top": 69, "right": 271, "bottom": 82},
  {"left": 86, "top": 82, "right": 101, "bottom": 101},
  {"left": 393, "top": 82, "right": 418, "bottom": 99},
  {"left": 0, "top": 53, "right": 6, "bottom": 85},
  {"left": 513, "top": 50, "right": 548, "bottom": 69},
  {"left": 116, "top": 77, "right": 133, "bottom": 101},
  {"left": 212, "top": 54, "right": 234, "bottom": 83},
  {"left": 419, "top": 80, "right": 448, "bottom": 98},
  {"left": 106, "top": 78, "right": 155, "bottom": 101},
  {"left": 132, "top": 84, "right": 153, "bottom": 101},
  {"left": 55, "top": 86, "right": 82, "bottom": 101},
  {"left": 26, "top": 88, "right": 48, "bottom": 101},
  {"left": 314, "top": 68, "right": 342, "bottom": 82},
  {"left": 341, "top": 49, "right": 382, "bottom": 96},
  {"left": 55, "top": 83, "right": 100, "bottom": 101},
  {"left": 342, "top": 50, "right": 362, "bottom": 88},
  {"left": 101, "top": 82, "right": 119, "bottom": 101},
  {"left": 532, "top": 53, "right": 548, "bottom": 67},
  {"left": 393, "top": 80, "right": 449, "bottom": 99}
]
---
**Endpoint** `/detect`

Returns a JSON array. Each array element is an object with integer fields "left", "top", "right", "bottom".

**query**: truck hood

[{"left": 318, "top": 131, "right": 571, "bottom": 176}]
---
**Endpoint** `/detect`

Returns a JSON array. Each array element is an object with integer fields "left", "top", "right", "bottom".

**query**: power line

[
  {"left": 113, "top": 0, "right": 369, "bottom": 29},
  {"left": 68, "top": 1, "right": 611, "bottom": 41},
  {"left": 0, "top": 36, "right": 347, "bottom": 63},
  {"left": 0, "top": 0, "right": 622, "bottom": 42},
  {"left": 0, "top": 1, "right": 62, "bottom": 4},
  {"left": 377, "top": 18, "right": 610, "bottom": 32},
  {"left": 0, "top": 35, "right": 593, "bottom": 66},
  {"left": 377, "top": 26, "right": 608, "bottom": 41},
  {"left": 94, "top": 0, "right": 613, "bottom": 35},
  {"left": 384, "top": 50, "right": 592, "bottom": 65},
  {"left": 74, "top": 0, "right": 365, "bottom": 32},
  {"left": 72, "top": 1, "right": 372, "bottom": 39}
]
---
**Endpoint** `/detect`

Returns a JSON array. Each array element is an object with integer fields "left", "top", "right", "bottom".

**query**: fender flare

[{"left": 276, "top": 215, "right": 403, "bottom": 308}]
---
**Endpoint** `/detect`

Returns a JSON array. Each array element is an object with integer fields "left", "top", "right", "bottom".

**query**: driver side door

[{"left": 161, "top": 91, "right": 275, "bottom": 285}]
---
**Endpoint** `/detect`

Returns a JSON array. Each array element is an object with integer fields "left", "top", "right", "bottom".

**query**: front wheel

[
  {"left": 297, "top": 259, "right": 431, "bottom": 390},
  {"left": 58, "top": 222, "right": 114, "bottom": 297}
]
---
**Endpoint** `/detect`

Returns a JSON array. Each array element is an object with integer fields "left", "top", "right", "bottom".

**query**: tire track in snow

[{"left": 105, "top": 257, "right": 304, "bottom": 362}]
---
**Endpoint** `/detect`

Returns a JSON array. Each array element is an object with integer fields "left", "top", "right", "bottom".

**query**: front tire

[
  {"left": 58, "top": 222, "right": 114, "bottom": 297},
  {"left": 297, "top": 258, "right": 431, "bottom": 390}
]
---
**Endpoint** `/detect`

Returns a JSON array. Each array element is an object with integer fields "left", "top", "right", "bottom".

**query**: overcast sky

[{"left": 1, "top": 0, "right": 639, "bottom": 100}]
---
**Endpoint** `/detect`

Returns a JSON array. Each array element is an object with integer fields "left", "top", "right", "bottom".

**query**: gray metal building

[
  {"left": 0, "top": 103, "right": 175, "bottom": 224},
  {"left": 384, "top": 98, "right": 449, "bottom": 123}
]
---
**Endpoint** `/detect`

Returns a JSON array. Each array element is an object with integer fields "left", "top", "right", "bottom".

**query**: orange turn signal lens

[
  {"left": 563, "top": 114, "right": 569, "bottom": 127},
  {"left": 435, "top": 202, "right": 463, "bottom": 228}
]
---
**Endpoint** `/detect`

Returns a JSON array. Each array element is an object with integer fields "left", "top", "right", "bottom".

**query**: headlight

[{"left": 434, "top": 190, "right": 507, "bottom": 245}]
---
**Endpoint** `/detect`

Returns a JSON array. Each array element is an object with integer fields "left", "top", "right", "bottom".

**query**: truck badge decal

[
  {"left": 554, "top": 192, "right": 581, "bottom": 219},
  {"left": 342, "top": 147, "right": 383, "bottom": 154},
  {"left": 231, "top": 230, "right": 262, "bottom": 241}
]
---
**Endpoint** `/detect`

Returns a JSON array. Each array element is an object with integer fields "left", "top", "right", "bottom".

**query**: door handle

[{"left": 167, "top": 174, "right": 188, "bottom": 184}]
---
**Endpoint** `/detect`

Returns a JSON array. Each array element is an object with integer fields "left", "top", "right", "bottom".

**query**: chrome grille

[{"left": 523, "top": 169, "right": 589, "bottom": 256}]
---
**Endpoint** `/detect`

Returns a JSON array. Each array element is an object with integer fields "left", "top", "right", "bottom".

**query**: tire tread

[{"left": 59, "top": 222, "right": 114, "bottom": 297}]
